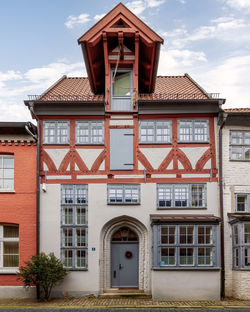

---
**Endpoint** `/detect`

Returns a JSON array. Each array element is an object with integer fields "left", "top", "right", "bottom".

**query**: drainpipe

[
  {"left": 29, "top": 102, "right": 41, "bottom": 300},
  {"left": 219, "top": 111, "right": 227, "bottom": 299}
]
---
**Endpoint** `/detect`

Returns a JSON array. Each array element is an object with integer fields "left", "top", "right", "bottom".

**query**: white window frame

[
  {"left": 230, "top": 131, "right": 250, "bottom": 161},
  {"left": 43, "top": 120, "right": 69, "bottom": 145},
  {"left": 61, "top": 185, "right": 88, "bottom": 270},
  {"left": 107, "top": 184, "right": 140, "bottom": 204},
  {"left": 139, "top": 120, "right": 172, "bottom": 144},
  {"left": 157, "top": 184, "right": 206, "bottom": 209},
  {"left": 75, "top": 120, "right": 104, "bottom": 145},
  {"left": 153, "top": 224, "right": 219, "bottom": 269},
  {"left": 178, "top": 119, "right": 209, "bottom": 143},
  {"left": 0, "top": 225, "right": 19, "bottom": 271},
  {"left": 0, "top": 155, "right": 14, "bottom": 192},
  {"left": 232, "top": 222, "right": 250, "bottom": 269},
  {"left": 235, "top": 194, "right": 250, "bottom": 213}
]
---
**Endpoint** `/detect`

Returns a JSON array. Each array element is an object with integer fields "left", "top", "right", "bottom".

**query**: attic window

[{"left": 111, "top": 19, "right": 130, "bottom": 28}]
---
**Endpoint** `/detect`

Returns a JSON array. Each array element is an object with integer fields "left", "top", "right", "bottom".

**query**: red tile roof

[
  {"left": 36, "top": 74, "right": 210, "bottom": 102},
  {"left": 225, "top": 108, "right": 250, "bottom": 113}
]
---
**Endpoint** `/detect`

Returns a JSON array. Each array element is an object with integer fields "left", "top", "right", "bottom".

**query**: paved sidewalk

[{"left": 0, "top": 297, "right": 250, "bottom": 310}]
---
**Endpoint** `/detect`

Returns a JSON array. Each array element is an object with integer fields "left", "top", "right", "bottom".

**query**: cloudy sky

[{"left": 0, "top": 0, "right": 250, "bottom": 121}]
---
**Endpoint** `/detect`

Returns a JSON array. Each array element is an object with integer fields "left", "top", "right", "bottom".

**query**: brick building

[{"left": 0, "top": 122, "right": 37, "bottom": 298}]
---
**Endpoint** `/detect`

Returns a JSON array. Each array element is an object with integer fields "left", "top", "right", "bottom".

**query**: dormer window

[{"left": 111, "top": 69, "right": 133, "bottom": 111}]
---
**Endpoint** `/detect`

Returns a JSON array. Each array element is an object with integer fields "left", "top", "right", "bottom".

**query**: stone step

[
  {"left": 99, "top": 289, "right": 151, "bottom": 299},
  {"left": 103, "top": 288, "right": 145, "bottom": 294}
]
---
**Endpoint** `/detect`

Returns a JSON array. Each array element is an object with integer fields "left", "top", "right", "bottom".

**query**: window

[
  {"left": 111, "top": 70, "right": 133, "bottom": 111},
  {"left": 43, "top": 121, "right": 69, "bottom": 144},
  {"left": 235, "top": 194, "right": 250, "bottom": 212},
  {"left": 157, "top": 184, "right": 206, "bottom": 208},
  {"left": 0, "top": 225, "right": 19, "bottom": 268},
  {"left": 230, "top": 131, "right": 250, "bottom": 160},
  {"left": 108, "top": 184, "right": 140, "bottom": 204},
  {"left": 76, "top": 121, "right": 104, "bottom": 145},
  {"left": 139, "top": 120, "right": 172, "bottom": 144},
  {"left": 61, "top": 185, "right": 87, "bottom": 269},
  {"left": 0, "top": 155, "right": 14, "bottom": 191},
  {"left": 153, "top": 224, "right": 218, "bottom": 268},
  {"left": 178, "top": 119, "right": 209, "bottom": 142},
  {"left": 233, "top": 222, "right": 250, "bottom": 269}
]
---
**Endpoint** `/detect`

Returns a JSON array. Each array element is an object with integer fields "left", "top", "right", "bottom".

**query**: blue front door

[{"left": 111, "top": 243, "right": 139, "bottom": 288}]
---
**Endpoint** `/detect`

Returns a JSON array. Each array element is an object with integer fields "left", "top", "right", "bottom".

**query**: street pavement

[{"left": 1, "top": 309, "right": 250, "bottom": 311}]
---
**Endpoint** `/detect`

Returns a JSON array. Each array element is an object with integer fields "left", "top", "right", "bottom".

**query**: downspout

[
  {"left": 219, "top": 111, "right": 227, "bottom": 299},
  {"left": 29, "top": 102, "right": 41, "bottom": 300}
]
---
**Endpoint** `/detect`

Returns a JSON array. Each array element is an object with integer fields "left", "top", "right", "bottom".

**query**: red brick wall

[{"left": 0, "top": 142, "right": 37, "bottom": 286}]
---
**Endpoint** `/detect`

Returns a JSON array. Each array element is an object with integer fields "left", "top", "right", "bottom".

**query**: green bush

[{"left": 17, "top": 252, "right": 67, "bottom": 301}]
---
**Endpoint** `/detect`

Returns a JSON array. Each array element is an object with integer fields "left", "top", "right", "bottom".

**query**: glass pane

[
  {"left": 63, "top": 249, "right": 73, "bottom": 268},
  {"left": 161, "top": 248, "right": 176, "bottom": 266},
  {"left": 76, "top": 249, "right": 86, "bottom": 268},
  {"left": 76, "top": 187, "right": 87, "bottom": 204},
  {"left": 244, "top": 147, "right": 250, "bottom": 160},
  {"left": 198, "top": 247, "right": 212, "bottom": 266},
  {"left": 63, "top": 207, "right": 73, "bottom": 225},
  {"left": 198, "top": 226, "right": 212, "bottom": 244},
  {"left": 244, "top": 224, "right": 250, "bottom": 243},
  {"left": 234, "top": 248, "right": 239, "bottom": 267},
  {"left": 4, "top": 226, "right": 19, "bottom": 238},
  {"left": 179, "top": 248, "right": 193, "bottom": 265},
  {"left": 244, "top": 132, "right": 250, "bottom": 145},
  {"left": 3, "top": 157, "right": 14, "bottom": 168},
  {"left": 237, "top": 195, "right": 247, "bottom": 212},
  {"left": 231, "top": 147, "right": 243, "bottom": 160},
  {"left": 113, "top": 72, "right": 131, "bottom": 96},
  {"left": 161, "top": 226, "right": 175, "bottom": 244},
  {"left": 3, "top": 179, "right": 14, "bottom": 189},
  {"left": 174, "top": 186, "right": 188, "bottom": 207},
  {"left": 124, "top": 187, "right": 139, "bottom": 203},
  {"left": 179, "top": 120, "right": 192, "bottom": 142},
  {"left": 91, "top": 122, "right": 103, "bottom": 144},
  {"left": 63, "top": 187, "right": 74, "bottom": 204},
  {"left": 156, "top": 121, "right": 171, "bottom": 143},
  {"left": 194, "top": 120, "right": 208, "bottom": 142},
  {"left": 76, "top": 122, "right": 89, "bottom": 144},
  {"left": 3, "top": 242, "right": 19, "bottom": 267},
  {"left": 112, "top": 227, "right": 138, "bottom": 242},
  {"left": 245, "top": 248, "right": 250, "bottom": 267},
  {"left": 191, "top": 184, "right": 204, "bottom": 207},
  {"left": 109, "top": 187, "right": 123, "bottom": 203},
  {"left": 76, "top": 228, "right": 86, "bottom": 247},
  {"left": 77, "top": 207, "right": 86, "bottom": 225},
  {"left": 63, "top": 228, "right": 73, "bottom": 247},
  {"left": 4, "top": 169, "right": 14, "bottom": 179},
  {"left": 180, "top": 226, "right": 193, "bottom": 244},
  {"left": 231, "top": 131, "right": 243, "bottom": 145},
  {"left": 158, "top": 186, "right": 172, "bottom": 207},
  {"left": 140, "top": 121, "right": 154, "bottom": 143},
  {"left": 233, "top": 225, "right": 238, "bottom": 245}
]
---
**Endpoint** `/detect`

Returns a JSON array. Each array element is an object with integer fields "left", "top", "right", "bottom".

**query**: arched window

[{"left": 112, "top": 227, "right": 138, "bottom": 242}]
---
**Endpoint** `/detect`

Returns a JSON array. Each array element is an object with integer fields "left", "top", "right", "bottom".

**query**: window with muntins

[
  {"left": 153, "top": 224, "right": 219, "bottom": 268},
  {"left": 0, "top": 155, "right": 14, "bottom": 191},
  {"left": 0, "top": 225, "right": 19, "bottom": 268},
  {"left": 230, "top": 131, "right": 250, "bottom": 160},
  {"left": 139, "top": 120, "right": 172, "bottom": 144},
  {"left": 235, "top": 194, "right": 250, "bottom": 212},
  {"left": 108, "top": 184, "right": 140, "bottom": 204},
  {"left": 61, "top": 185, "right": 88, "bottom": 269},
  {"left": 43, "top": 121, "right": 69, "bottom": 144},
  {"left": 233, "top": 222, "right": 250, "bottom": 269},
  {"left": 178, "top": 119, "right": 209, "bottom": 142},
  {"left": 76, "top": 121, "right": 104, "bottom": 144},
  {"left": 111, "top": 70, "right": 133, "bottom": 111},
  {"left": 157, "top": 184, "right": 206, "bottom": 208}
]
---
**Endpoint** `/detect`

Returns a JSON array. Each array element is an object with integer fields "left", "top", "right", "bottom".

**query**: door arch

[{"left": 100, "top": 216, "right": 149, "bottom": 292}]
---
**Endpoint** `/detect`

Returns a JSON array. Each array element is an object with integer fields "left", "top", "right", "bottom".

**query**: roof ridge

[
  {"left": 39, "top": 75, "right": 67, "bottom": 100},
  {"left": 184, "top": 73, "right": 209, "bottom": 98}
]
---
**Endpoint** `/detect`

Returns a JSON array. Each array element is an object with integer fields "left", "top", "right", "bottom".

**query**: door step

[{"left": 99, "top": 288, "right": 151, "bottom": 299}]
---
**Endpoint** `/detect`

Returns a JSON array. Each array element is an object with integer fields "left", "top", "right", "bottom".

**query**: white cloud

[
  {"left": 225, "top": 0, "right": 250, "bottom": 11},
  {"left": 94, "top": 13, "right": 106, "bottom": 21},
  {"left": 158, "top": 48, "right": 207, "bottom": 75},
  {"left": 126, "top": 0, "right": 165, "bottom": 15},
  {"left": 65, "top": 14, "right": 91, "bottom": 29},
  {"left": 197, "top": 55, "right": 250, "bottom": 107}
]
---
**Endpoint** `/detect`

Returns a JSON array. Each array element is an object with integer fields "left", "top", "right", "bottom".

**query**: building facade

[
  {"left": 222, "top": 109, "right": 250, "bottom": 300},
  {"left": 0, "top": 122, "right": 37, "bottom": 298}
]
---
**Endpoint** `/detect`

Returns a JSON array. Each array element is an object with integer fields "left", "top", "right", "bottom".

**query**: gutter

[
  {"left": 28, "top": 102, "right": 41, "bottom": 300},
  {"left": 218, "top": 111, "right": 228, "bottom": 299}
]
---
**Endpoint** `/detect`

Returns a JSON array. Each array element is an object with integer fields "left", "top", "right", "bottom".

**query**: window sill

[
  {"left": 230, "top": 159, "right": 250, "bottom": 162},
  {"left": 0, "top": 190, "right": 15, "bottom": 194},
  {"left": 43, "top": 143, "right": 69, "bottom": 146},
  {"left": 0, "top": 268, "right": 19, "bottom": 274},
  {"left": 152, "top": 266, "right": 220, "bottom": 271},
  {"left": 75, "top": 144, "right": 104, "bottom": 146},
  {"left": 157, "top": 207, "right": 207, "bottom": 210},
  {"left": 64, "top": 268, "right": 88, "bottom": 271},
  {"left": 108, "top": 203, "right": 141, "bottom": 205},
  {"left": 178, "top": 141, "right": 209, "bottom": 144}
]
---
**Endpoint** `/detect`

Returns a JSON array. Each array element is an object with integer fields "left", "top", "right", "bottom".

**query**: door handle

[
  {"left": 113, "top": 270, "right": 116, "bottom": 278},
  {"left": 119, "top": 264, "right": 123, "bottom": 270}
]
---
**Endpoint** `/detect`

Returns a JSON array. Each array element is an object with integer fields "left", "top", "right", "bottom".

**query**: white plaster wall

[
  {"left": 76, "top": 149, "right": 104, "bottom": 170},
  {"left": 45, "top": 149, "right": 69, "bottom": 170},
  {"left": 40, "top": 181, "right": 219, "bottom": 297},
  {"left": 222, "top": 125, "right": 250, "bottom": 298},
  {"left": 140, "top": 148, "right": 171, "bottom": 169},
  {"left": 109, "top": 120, "right": 134, "bottom": 126},
  {"left": 0, "top": 286, "right": 36, "bottom": 299},
  {"left": 152, "top": 271, "right": 220, "bottom": 301},
  {"left": 180, "top": 147, "right": 208, "bottom": 169}
]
